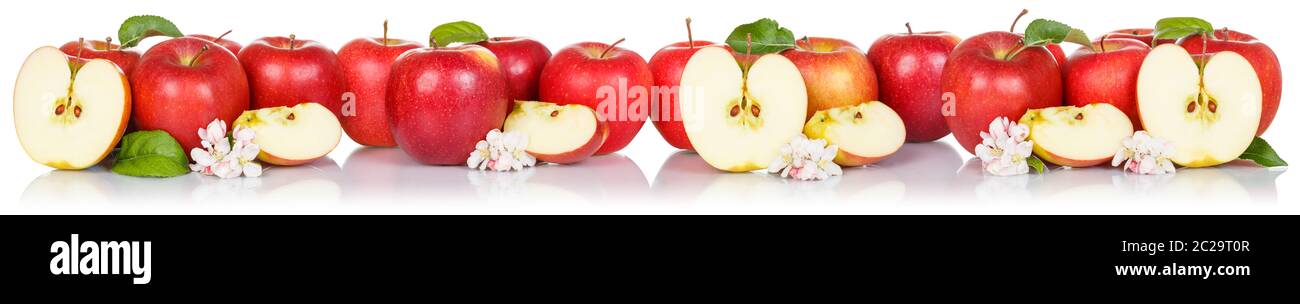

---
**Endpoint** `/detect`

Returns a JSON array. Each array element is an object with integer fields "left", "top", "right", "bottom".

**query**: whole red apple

[
  {"left": 338, "top": 22, "right": 422, "bottom": 147},
  {"left": 477, "top": 37, "right": 551, "bottom": 103},
  {"left": 131, "top": 37, "right": 250, "bottom": 152},
  {"left": 941, "top": 31, "right": 1063, "bottom": 154},
  {"left": 1180, "top": 29, "right": 1282, "bottom": 135},
  {"left": 782, "top": 37, "right": 878, "bottom": 120},
  {"left": 387, "top": 43, "right": 509, "bottom": 165},
  {"left": 187, "top": 30, "right": 243, "bottom": 55},
  {"left": 60, "top": 38, "right": 141, "bottom": 77},
  {"left": 539, "top": 39, "right": 653, "bottom": 155},
  {"left": 647, "top": 18, "right": 717, "bottom": 151},
  {"left": 239, "top": 35, "right": 347, "bottom": 118},
  {"left": 1063, "top": 37, "right": 1150, "bottom": 130},
  {"left": 867, "top": 23, "right": 961, "bottom": 142}
]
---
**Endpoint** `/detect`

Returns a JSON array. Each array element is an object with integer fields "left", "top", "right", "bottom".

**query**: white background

[{"left": 0, "top": 0, "right": 1294, "bottom": 214}]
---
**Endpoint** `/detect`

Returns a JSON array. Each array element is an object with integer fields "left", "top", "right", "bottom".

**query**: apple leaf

[
  {"left": 1154, "top": 17, "right": 1214, "bottom": 40},
  {"left": 111, "top": 131, "right": 190, "bottom": 178},
  {"left": 117, "top": 15, "right": 184, "bottom": 49},
  {"left": 1238, "top": 137, "right": 1288, "bottom": 167},
  {"left": 725, "top": 18, "right": 796, "bottom": 55},
  {"left": 1022, "top": 19, "right": 1090, "bottom": 47},
  {"left": 1027, "top": 155, "right": 1046, "bottom": 174},
  {"left": 430, "top": 21, "right": 489, "bottom": 47}
]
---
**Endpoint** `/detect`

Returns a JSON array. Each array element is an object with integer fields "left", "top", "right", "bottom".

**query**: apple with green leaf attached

[{"left": 430, "top": 21, "right": 553, "bottom": 104}]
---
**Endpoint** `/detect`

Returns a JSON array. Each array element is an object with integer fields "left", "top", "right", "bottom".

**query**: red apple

[
  {"left": 867, "top": 23, "right": 961, "bottom": 142},
  {"left": 59, "top": 38, "right": 141, "bottom": 77},
  {"left": 187, "top": 30, "right": 243, "bottom": 55},
  {"left": 781, "top": 37, "right": 879, "bottom": 120},
  {"left": 130, "top": 37, "right": 250, "bottom": 152},
  {"left": 476, "top": 37, "right": 551, "bottom": 103},
  {"left": 941, "top": 31, "right": 1063, "bottom": 154},
  {"left": 1180, "top": 28, "right": 1282, "bottom": 135},
  {"left": 337, "top": 22, "right": 422, "bottom": 147},
  {"left": 1063, "top": 37, "right": 1150, "bottom": 130},
  {"left": 539, "top": 39, "right": 653, "bottom": 155},
  {"left": 1106, "top": 28, "right": 1175, "bottom": 46},
  {"left": 387, "top": 43, "right": 509, "bottom": 165},
  {"left": 239, "top": 35, "right": 347, "bottom": 118},
  {"left": 647, "top": 18, "right": 717, "bottom": 151}
]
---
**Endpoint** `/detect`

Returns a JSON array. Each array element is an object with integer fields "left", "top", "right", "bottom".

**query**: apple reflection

[{"left": 22, "top": 157, "right": 345, "bottom": 205}]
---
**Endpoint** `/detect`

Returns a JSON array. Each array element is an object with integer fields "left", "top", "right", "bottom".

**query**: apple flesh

[
  {"left": 233, "top": 102, "right": 341, "bottom": 166},
  {"left": 803, "top": 101, "right": 906, "bottom": 167},
  {"left": 1180, "top": 29, "right": 1282, "bottom": 136},
  {"left": 781, "top": 37, "right": 878, "bottom": 120},
  {"left": 1137, "top": 44, "right": 1261, "bottom": 167},
  {"left": 14, "top": 47, "right": 131, "bottom": 169},
  {"left": 1019, "top": 103, "right": 1134, "bottom": 167},
  {"left": 503, "top": 101, "right": 607, "bottom": 164},
  {"left": 1063, "top": 38, "right": 1151, "bottom": 130},
  {"left": 678, "top": 46, "right": 807, "bottom": 172},
  {"left": 648, "top": 39, "right": 720, "bottom": 151}
]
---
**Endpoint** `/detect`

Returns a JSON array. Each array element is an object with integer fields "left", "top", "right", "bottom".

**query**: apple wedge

[
  {"left": 14, "top": 47, "right": 130, "bottom": 170},
  {"left": 233, "top": 102, "right": 342, "bottom": 166},
  {"left": 503, "top": 101, "right": 607, "bottom": 164},
  {"left": 679, "top": 46, "right": 808, "bottom": 172},
  {"left": 804, "top": 101, "right": 906, "bottom": 167},
  {"left": 1137, "top": 44, "right": 1262, "bottom": 168},
  {"left": 1019, "top": 103, "right": 1134, "bottom": 167}
]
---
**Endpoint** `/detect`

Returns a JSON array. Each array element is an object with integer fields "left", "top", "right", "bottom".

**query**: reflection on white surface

[{"left": 15, "top": 143, "right": 1286, "bottom": 211}]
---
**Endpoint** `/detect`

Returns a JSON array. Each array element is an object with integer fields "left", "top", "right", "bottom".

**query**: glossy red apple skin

[
  {"left": 476, "top": 37, "right": 552, "bottom": 103},
  {"left": 1180, "top": 29, "right": 1282, "bottom": 135},
  {"left": 867, "top": 31, "right": 961, "bottom": 142},
  {"left": 1063, "top": 38, "right": 1150, "bottom": 130},
  {"left": 647, "top": 40, "right": 718, "bottom": 151},
  {"left": 239, "top": 36, "right": 348, "bottom": 118},
  {"left": 59, "top": 40, "right": 141, "bottom": 77},
  {"left": 337, "top": 37, "right": 422, "bottom": 147},
  {"left": 187, "top": 34, "right": 243, "bottom": 55},
  {"left": 539, "top": 41, "right": 653, "bottom": 155},
  {"left": 781, "top": 37, "right": 879, "bottom": 120},
  {"left": 387, "top": 45, "right": 509, "bottom": 165},
  {"left": 131, "top": 37, "right": 250, "bottom": 152},
  {"left": 941, "top": 31, "right": 1063, "bottom": 154},
  {"left": 1106, "top": 28, "right": 1175, "bottom": 46}
]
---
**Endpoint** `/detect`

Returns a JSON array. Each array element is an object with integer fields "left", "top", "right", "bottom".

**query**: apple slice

[
  {"left": 503, "top": 101, "right": 607, "bottom": 164},
  {"left": 14, "top": 47, "right": 130, "bottom": 170},
  {"left": 803, "top": 101, "right": 905, "bottom": 167},
  {"left": 1019, "top": 103, "right": 1134, "bottom": 167},
  {"left": 679, "top": 46, "right": 807, "bottom": 172},
  {"left": 1137, "top": 44, "right": 1261, "bottom": 168},
  {"left": 233, "top": 102, "right": 342, "bottom": 166}
]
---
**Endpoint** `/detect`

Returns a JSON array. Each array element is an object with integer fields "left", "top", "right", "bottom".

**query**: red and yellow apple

[
  {"left": 781, "top": 37, "right": 878, "bottom": 120},
  {"left": 803, "top": 101, "right": 906, "bottom": 167}
]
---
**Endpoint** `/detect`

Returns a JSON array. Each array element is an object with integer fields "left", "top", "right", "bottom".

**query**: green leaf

[
  {"left": 725, "top": 18, "right": 796, "bottom": 55},
  {"left": 1027, "top": 155, "right": 1047, "bottom": 174},
  {"left": 1239, "top": 137, "right": 1288, "bottom": 167},
  {"left": 111, "top": 131, "right": 190, "bottom": 178},
  {"left": 1022, "top": 19, "right": 1091, "bottom": 47},
  {"left": 430, "top": 21, "right": 489, "bottom": 47},
  {"left": 1154, "top": 17, "right": 1214, "bottom": 41},
  {"left": 117, "top": 15, "right": 184, "bottom": 48}
]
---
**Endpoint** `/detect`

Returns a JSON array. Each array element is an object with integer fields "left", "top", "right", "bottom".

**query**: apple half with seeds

[
  {"left": 803, "top": 101, "right": 906, "bottom": 167},
  {"left": 503, "top": 101, "right": 607, "bottom": 164},
  {"left": 233, "top": 102, "right": 341, "bottom": 166},
  {"left": 1020, "top": 103, "right": 1134, "bottom": 167},
  {"left": 14, "top": 47, "right": 130, "bottom": 170}
]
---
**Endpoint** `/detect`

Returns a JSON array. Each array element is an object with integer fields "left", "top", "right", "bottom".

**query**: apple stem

[
  {"left": 685, "top": 17, "right": 694, "bottom": 48},
  {"left": 1005, "top": 43, "right": 1031, "bottom": 61},
  {"left": 1099, "top": 33, "right": 1108, "bottom": 53},
  {"left": 905, "top": 22, "right": 913, "bottom": 35},
  {"left": 383, "top": 20, "right": 389, "bottom": 45},
  {"left": 104, "top": 36, "right": 114, "bottom": 51},
  {"left": 430, "top": 36, "right": 439, "bottom": 49},
  {"left": 288, "top": 34, "right": 296, "bottom": 51},
  {"left": 1199, "top": 34, "right": 1208, "bottom": 66},
  {"left": 190, "top": 45, "right": 210, "bottom": 67},
  {"left": 599, "top": 38, "right": 626, "bottom": 59},
  {"left": 215, "top": 30, "right": 233, "bottom": 42},
  {"left": 1220, "top": 27, "right": 1229, "bottom": 41},
  {"left": 1010, "top": 9, "right": 1029, "bottom": 32},
  {"left": 743, "top": 33, "right": 754, "bottom": 74},
  {"left": 76, "top": 38, "right": 85, "bottom": 58}
]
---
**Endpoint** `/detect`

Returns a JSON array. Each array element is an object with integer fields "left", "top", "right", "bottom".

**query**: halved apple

[
  {"left": 503, "top": 101, "right": 607, "bottom": 164},
  {"left": 1020, "top": 103, "right": 1134, "bottom": 167},
  {"left": 1137, "top": 44, "right": 1262, "bottom": 168},
  {"left": 803, "top": 101, "right": 905, "bottom": 167},
  {"left": 233, "top": 102, "right": 342, "bottom": 166},
  {"left": 14, "top": 47, "right": 130, "bottom": 170},
  {"left": 679, "top": 46, "right": 808, "bottom": 172}
]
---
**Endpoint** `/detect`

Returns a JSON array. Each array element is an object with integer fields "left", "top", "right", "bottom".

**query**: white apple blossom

[
  {"left": 1112, "top": 131, "right": 1176, "bottom": 175},
  {"left": 190, "top": 119, "right": 263, "bottom": 179},
  {"left": 767, "top": 134, "right": 842, "bottom": 181},
  {"left": 974, "top": 116, "right": 1035, "bottom": 176},
  {"left": 467, "top": 129, "right": 536, "bottom": 171}
]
